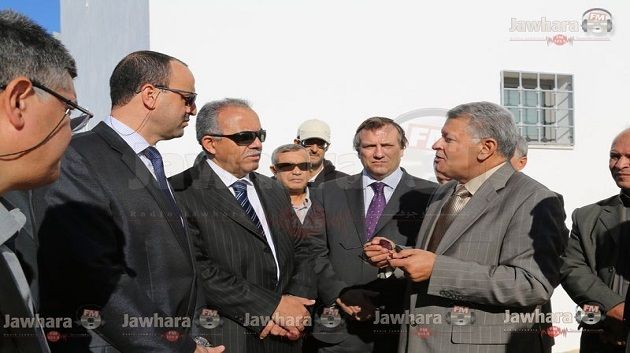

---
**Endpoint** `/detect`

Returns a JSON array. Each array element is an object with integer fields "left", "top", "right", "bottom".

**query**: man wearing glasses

[
  {"left": 0, "top": 10, "right": 89, "bottom": 353},
  {"left": 295, "top": 119, "right": 348, "bottom": 186},
  {"left": 170, "top": 98, "right": 315, "bottom": 353},
  {"left": 37, "top": 51, "right": 224, "bottom": 353}
]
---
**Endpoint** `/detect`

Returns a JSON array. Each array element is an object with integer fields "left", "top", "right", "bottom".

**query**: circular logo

[
  {"left": 198, "top": 308, "right": 222, "bottom": 330},
  {"left": 46, "top": 330, "right": 61, "bottom": 343},
  {"left": 79, "top": 309, "right": 103, "bottom": 330},
  {"left": 316, "top": 306, "right": 342, "bottom": 329}
]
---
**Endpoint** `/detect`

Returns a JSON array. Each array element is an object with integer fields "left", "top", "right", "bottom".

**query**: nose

[
  {"left": 188, "top": 102, "right": 197, "bottom": 116},
  {"left": 432, "top": 137, "right": 444, "bottom": 151},
  {"left": 615, "top": 156, "right": 630, "bottom": 169},
  {"left": 249, "top": 136, "right": 263, "bottom": 149},
  {"left": 291, "top": 165, "right": 302, "bottom": 174},
  {"left": 374, "top": 145, "right": 384, "bottom": 158}
]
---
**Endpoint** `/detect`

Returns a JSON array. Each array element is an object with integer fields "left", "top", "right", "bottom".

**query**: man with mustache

[
  {"left": 170, "top": 98, "right": 315, "bottom": 353},
  {"left": 561, "top": 128, "right": 630, "bottom": 353},
  {"left": 365, "top": 102, "right": 566, "bottom": 353}
]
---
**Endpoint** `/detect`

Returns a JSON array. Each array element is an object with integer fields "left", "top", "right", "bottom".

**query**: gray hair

[
  {"left": 271, "top": 144, "right": 309, "bottom": 165},
  {"left": 447, "top": 101, "right": 518, "bottom": 158},
  {"left": 514, "top": 135, "right": 528, "bottom": 158},
  {"left": 0, "top": 10, "right": 76, "bottom": 91},
  {"left": 196, "top": 98, "right": 252, "bottom": 142},
  {"left": 352, "top": 117, "right": 408, "bottom": 151}
]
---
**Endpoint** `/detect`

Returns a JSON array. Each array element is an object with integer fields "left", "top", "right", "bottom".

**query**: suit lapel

[
  {"left": 416, "top": 183, "right": 453, "bottom": 249},
  {"left": 597, "top": 197, "right": 623, "bottom": 246},
  {"left": 195, "top": 160, "right": 267, "bottom": 241},
  {"left": 343, "top": 174, "right": 366, "bottom": 244},
  {"left": 92, "top": 123, "right": 191, "bottom": 261},
  {"left": 435, "top": 164, "right": 514, "bottom": 254}
]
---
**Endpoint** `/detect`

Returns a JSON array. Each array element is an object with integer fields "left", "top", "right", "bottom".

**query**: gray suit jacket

[
  {"left": 560, "top": 194, "right": 628, "bottom": 352},
  {"left": 401, "top": 163, "right": 567, "bottom": 353},
  {"left": 311, "top": 170, "right": 436, "bottom": 352}
]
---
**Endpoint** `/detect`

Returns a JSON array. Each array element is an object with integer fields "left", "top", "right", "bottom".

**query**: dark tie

[
  {"left": 365, "top": 182, "right": 387, "bottom": 240},
  {"left": 142, "top": 147, "right": 180, "bottom": 215},
  {"left": 426, "top": 184, "right": 471, "bottom": 252},
  {"left": 231, "top": 180, "right": 264, "bottom": 234}
]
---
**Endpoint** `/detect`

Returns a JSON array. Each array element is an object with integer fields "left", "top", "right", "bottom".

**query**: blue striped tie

[{"left": 231, "top": 180, "right": 264, "bottom": 234}]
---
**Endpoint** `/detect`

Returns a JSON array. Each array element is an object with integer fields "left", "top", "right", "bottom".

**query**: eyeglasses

[
  {"left": 206, "top": 129, "right": 266, "bottom": 146},
  {"left": 1, "top": 81, "right": 94, "bottom": 133},
  {"left": 299, "top": 138, "right": 329, "bottom": 150},
  {"left": 154, "top": 85, "right": 197, "bottom": 106},
  {"left": 274, "top": 162, "right": 311, "bottom": 172}
]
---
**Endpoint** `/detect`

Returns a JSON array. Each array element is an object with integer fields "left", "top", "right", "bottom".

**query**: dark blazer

[
  {"left": 0, "top": 196, "right": 48, "bottom": 353},
  {"left": 37, "top": 122, "right": 197, "bottom": 353},
  {"left": 561, "top": 194, "right": 629, "bottom": 353},
  {"left": 311, "top": 160, "right": 348, "bottom": 187},
  {"left": 310, "top": 170, "right": 436, "bottom": 352},
  {"left": 169, "top": 155, "right": 315, "bottom": 353}
]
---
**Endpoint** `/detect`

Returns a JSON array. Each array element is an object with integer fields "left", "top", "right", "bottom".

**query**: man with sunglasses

[
  {"left": 295, "top": 119, "right": 348, "bottom": 186},
  {"left": 309, "top": 117, "right": 436, "bottom": 353},
  {"left": 0, "top": 10, "right": 89, "bottom": 353},
  {"left": 170, "top": 98, "right": 315, "bottom": 353},
  {"left": 36, "top": 51, "right": 224, "bottom": 353}
]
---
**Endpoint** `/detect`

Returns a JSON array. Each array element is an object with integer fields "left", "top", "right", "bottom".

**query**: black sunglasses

[
  {"left": 274, "top": 162, "right": 311, "bottom": 172},
  {"left": 207, "top": 129, "right": 266, "bottom": 146},
  {"left": 299, "top": 138, "right": 329, "bottom": 150},
  {"left": 155, "top": 85, "right": 197, "bottom": 106},
  {"left": 1, "top": 81, "right": 94, "bottom": 132}
]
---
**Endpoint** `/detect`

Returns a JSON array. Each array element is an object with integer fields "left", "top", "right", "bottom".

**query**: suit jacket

[
  {"left": 0, "top": 197, "right": 48, "bottom": 353},
  {"left": 311, "top": 160, "right": 348, "bottom": 187},
  {"left": 169, "top": 155, "right": 315, "bottom": 353},
  {"left": 401, "top": 163, "right": 567, "bottom": 353},
  {"left": 311, "top": 170, "right": 436, "bottom": 352},
  {"left": 560, "top": 194, "right": 629, "bottom": 352},
  {"left": 37, "top": 122, "right": 197, "bottom": 353}
]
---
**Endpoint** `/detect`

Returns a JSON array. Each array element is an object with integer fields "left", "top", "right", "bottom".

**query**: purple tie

[{"left": 365, "top": 182, "right": 386, "bottom": 240}]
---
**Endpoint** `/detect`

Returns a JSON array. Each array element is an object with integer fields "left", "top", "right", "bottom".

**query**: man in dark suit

[
  {"left": 561, "top": 128, "right": 630, "bottom": 353},
  {"left": 366, "top": 102, "right": 566, "bottom": 353},
  {"left": 0, "top": 10, "right": 87, "bottom": 353},
  {"left": 309, "top": 117, "right": 436, "bottom": 353},
  {"left": 37, "top": 51, "right": 223, "bottom": 353},
  {"left": 294, "top": 119, "right": 348, "bottom": 186},
  {"left": 170, "top": 98, "right": 315, "bottom": 353}
]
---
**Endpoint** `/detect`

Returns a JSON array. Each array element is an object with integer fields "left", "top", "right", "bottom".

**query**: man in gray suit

[
  {"left": 561, "top": 128, "right": 630, "bottom": 353},
  {"left": 309, "top": 117, "right": 436, "bottom": 353},
  {"left": 366, "top": 102, "right": 566, "bottom": 353}
]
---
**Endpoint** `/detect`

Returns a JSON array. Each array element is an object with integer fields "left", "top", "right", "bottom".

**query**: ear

[
  {"left": 477, "top": 138, "right": 498, "bottom": 162},
  {"left": 1, "top": 77, "right": 33, "bottom": 130},
  {"left": 293, "top": 139, "right": 300, "bottom": 145},
  {"left": 201, "top": 135, "right": 217, "bottom": 155},
  {"left": 138, "top": 84, "right": 159, "bottom": 110},
  {"left": 270, "top": 165, "right": 277, "bottom": 175}
]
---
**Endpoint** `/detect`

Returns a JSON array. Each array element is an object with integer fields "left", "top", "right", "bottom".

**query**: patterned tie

[
  {"left": 231, "top": 180, "right": 264, "bottom": 234},
  {"left": 365, "top": 182, "right": 387, "bottom": 240},
  {"left": 142, "top": 147, "right": 180, "bottom": 215},
  {"left": 426, "top": 184, "right": 471, "bottom": 252}
]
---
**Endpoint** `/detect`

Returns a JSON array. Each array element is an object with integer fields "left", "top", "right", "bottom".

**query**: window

[{"left": 501, "top": 71, "right": 574, "bottom": 147}]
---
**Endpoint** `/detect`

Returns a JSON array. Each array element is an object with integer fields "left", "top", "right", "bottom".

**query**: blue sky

[{"left": 1, "top": 0, "right": 60, "bottom": 32}]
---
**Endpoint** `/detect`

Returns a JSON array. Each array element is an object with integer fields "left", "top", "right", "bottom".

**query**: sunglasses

[
  {"left": 299, "top": 138, "right": 329, "bottom": 150},
  {"left": 274, "top": 162, "right": 311, "bottom": 172},
  {"left": 31, "top": 81, "right": 94, "bottom": 132},
  {"left": 154, "top": 85, "right": 197, "bottom": 106},
  {"left": 207, "top": 129, "right": 266, "bottom": 146}
]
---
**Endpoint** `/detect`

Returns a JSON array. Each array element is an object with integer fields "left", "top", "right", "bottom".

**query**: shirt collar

[
  {"left": 463, "top": 162, "right": 506, "bottom": 195},
  {"left": 0, "top": 202, "right": 26, "bottom": 246},
  {"left": 207, "top": 158, "right": 253, "bottom": 188},
  {"left": 104, "top": 116, "right": 151, "bottom": 154},
  {"left": 361, "top": 167, "right": 403, "bottom": 190}
]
